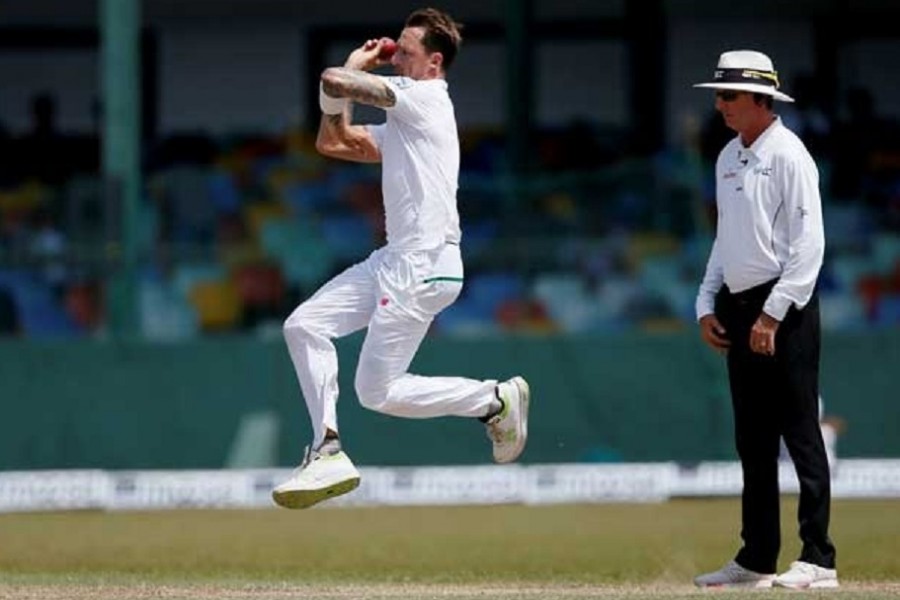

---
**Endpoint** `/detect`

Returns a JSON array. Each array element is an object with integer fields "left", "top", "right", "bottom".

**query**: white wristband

[{"left": 319, "top": 83, "right": 348, "bottom": 115}]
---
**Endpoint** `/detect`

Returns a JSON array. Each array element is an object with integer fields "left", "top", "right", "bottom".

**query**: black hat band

[{"left": 713, "top": 68, "right": 780, "bottom": 88}]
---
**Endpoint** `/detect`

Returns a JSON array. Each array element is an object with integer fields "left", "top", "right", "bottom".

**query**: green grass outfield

[{"left": 0, "top": 498, "right": 898, "bottom": 599}]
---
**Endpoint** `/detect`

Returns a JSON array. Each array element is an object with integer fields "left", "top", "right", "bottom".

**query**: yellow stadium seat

[{"left": 188, "top": 279, "right": 242, "bottom": 332}]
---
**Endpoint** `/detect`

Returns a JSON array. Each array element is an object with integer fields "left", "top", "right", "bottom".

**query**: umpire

[{"left": 692, "top": 50, "right": 838, "bottom": 590}]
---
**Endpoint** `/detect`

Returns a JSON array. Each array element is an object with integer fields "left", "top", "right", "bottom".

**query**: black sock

[{"left": 478, "top": 392, "right": 505, "bottom": 423}]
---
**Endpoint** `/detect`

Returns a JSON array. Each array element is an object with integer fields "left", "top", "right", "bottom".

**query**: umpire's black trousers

[{"left": 715, "top": 279, "right": 836, "bottom": 573}]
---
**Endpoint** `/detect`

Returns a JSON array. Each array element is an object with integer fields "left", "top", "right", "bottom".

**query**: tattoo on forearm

[{"left": 322, "top": 68, "right": 396, "bottom": 108}]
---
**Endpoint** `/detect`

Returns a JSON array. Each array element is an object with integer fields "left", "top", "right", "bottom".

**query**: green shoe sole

[{"left": 272, "top": 477, "right": 361, "bottom": 509}]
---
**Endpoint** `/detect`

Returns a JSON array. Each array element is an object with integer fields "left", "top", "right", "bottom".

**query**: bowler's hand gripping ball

[{"left": 378, "top": 38, "right": 397, "bottom": 60}]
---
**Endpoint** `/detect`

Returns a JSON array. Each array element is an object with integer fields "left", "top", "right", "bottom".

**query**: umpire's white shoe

[
  {"left": 486, "top": 376, "right": 530, "bottom": 463},
  {"left": 774, "top": 561, "right": 839, "bottom": 589},
  {"left": 272, "top": 446, "right": 360, "bottom": 509},
  {"left": 694, "top": 560, "right": 775, "bottom": 588}
]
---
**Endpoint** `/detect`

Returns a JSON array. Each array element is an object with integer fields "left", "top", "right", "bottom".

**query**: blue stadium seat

[
  {"left": 460, "top": 219, "right": 499, "bottom": 262},
  {"left": 259, "top": 218, "right": 335, "bottom": 290},
  {"left": 156, "top": 166, "right": 219, "bottom": 244},
  {"left": 819, "top": 291, "right": 867, "bottom": 330},
  {"left": 532, "top": 272, "right": 595, "bottom": 332},
  {"left": 871, "top": 233, "right": 900, "bottom": 273},
  {"left": 876, "top": 294, "right": 900, "bottom": 326},
  {"left": 0, "top": 270, "right": 81, "bottom": 337},
  {"left": 139, "top": 275, "right": 199, "bottom": 341},
  {"left": 208, "top": 169, "right": 242, "bottom": 215},
  {"left": 463, "top": 272, "right": 526, "bottom": 318},
  {"left": 282, "top": 181, "right": 334, "bottom": 213},
  {"left": 318, "top": 214, "right": 375, "bottom": 262}
]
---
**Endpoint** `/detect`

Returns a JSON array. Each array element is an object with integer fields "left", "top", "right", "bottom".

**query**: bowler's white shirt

[
  {"left": 367, "top": 76, "right": 461, "bottom": 251},
  {"left": 695, "top": 116, "right": 825, "bottom": 321}
]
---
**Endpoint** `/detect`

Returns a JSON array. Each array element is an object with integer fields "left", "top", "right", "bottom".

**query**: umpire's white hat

[{"left": 693, "top": 50, "right": 795, "bottom": 103}]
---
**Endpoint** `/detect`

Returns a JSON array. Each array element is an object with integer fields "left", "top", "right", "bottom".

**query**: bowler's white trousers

[{"left": 283, "top": 242, "right": 498, "bottom": 447}]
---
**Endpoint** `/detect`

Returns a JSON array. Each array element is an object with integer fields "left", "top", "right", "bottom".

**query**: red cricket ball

[{"left": 378, "top": 38, "right": 398, "bottom": 60}]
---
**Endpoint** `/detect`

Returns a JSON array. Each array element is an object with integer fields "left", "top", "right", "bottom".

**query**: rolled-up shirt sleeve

[
  {"left": 763, "top": 154, "right": 825, "bottom": 320},
  {"left": 696, "top": 236, "right": 724, "bottom": 320},
  {"left": 381, "top": 76, "right": 430, "bottom": 126}
]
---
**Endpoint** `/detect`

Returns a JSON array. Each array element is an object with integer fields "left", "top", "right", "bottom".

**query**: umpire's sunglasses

[{"left": 715, "top": 90, "right": 741, "bottom": 102}]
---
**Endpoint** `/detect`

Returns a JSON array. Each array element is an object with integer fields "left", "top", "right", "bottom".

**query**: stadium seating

[{"left": 5, "top": 124, "right": 900, "bottom": 339}]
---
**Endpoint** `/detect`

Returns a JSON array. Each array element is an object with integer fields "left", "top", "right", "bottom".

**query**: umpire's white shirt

[
  {"left": 368, "top": 76, "right": 461, "bottom": 251},
  {"left": 696, "top": 116, "right": 825, "bottom": 321}
]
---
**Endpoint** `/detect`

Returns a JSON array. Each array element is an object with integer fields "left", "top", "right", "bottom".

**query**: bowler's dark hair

[{"left": 405, "top": 8, "right": 463, "bottom": 70}]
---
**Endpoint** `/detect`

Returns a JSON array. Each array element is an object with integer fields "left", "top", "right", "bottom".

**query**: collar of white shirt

[{"left": 742, "top": 115, "right": 783, "bottom": 162}]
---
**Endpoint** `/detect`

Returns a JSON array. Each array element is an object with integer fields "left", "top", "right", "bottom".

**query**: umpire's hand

[
  {"left": 699, "top": 314, "right": 730, "bottom": 354},
  {"left": 750, "top": 312, "right": 780, "bottom": 356}
]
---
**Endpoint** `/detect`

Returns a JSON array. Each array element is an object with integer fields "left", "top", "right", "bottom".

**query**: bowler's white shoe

[
  {"left": 272, "top": 446, "right": 360, "bottom": 509},
  {"left": 486, "top": 376, "right": 530, "bottom": 463},
  {"left": 694, "top": 560, "right": 775, "bottom": 588},
  {"left": 774, "top": 561, "right": 839, "bottom": 589}
]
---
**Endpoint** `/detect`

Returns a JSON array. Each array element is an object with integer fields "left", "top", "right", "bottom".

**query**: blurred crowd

[{"left": 1, "top": 84, "right": 900, "bottom": 340}]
